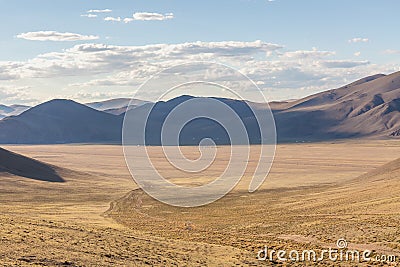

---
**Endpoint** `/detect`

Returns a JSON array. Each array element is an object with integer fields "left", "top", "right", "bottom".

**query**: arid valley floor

[{"left": 1, "top": 141, "right": 400, "bottom": 266}]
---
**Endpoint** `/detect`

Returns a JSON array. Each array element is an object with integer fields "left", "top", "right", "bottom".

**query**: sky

[{"left": 0, "top": 0, "right": 399, "bottom": 105}]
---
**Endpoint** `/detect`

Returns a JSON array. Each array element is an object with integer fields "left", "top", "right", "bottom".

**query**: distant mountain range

[
  {"left": 86, "top": 98, "right": 150, "bottom": 115},
  {"left": 0, "top": 98, "right": 144, "bottom": 119},
  {"left": 0, "top": 71, "right": 399, "bottom": 144},
  {"left": 122, "top": 95, "right": 267, "bottom": 145},
  {"left": 0, "top": 104, "right": 30, "bottom": 119},
  {"left": 0, "top": 100, "right": 122, "bottom": 144}
]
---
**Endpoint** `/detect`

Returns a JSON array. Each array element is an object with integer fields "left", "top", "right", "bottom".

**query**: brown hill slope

[
  {"left": 0, "top": 147, "right": 64, "bottom": 182},
  {"left": 357, "top": 157, "right": 400, "bottom": 181},
  {"left": 275, "top": 71, "right": 400, "bottom": 141}
]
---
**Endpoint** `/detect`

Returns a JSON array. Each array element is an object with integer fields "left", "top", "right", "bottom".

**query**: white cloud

[
  {"left": 37, "top": 40, "right": 280, "bottom": 83},
  {"left": 0, "top": 62, "right": 22, "bottom": 80},
  {"left": 0, "top": 88, "right": 18, "bottom": 100},
  {"left": 72, "top": 91, "right": 133, "bottom": 101},
  {"left": 0, "top": 73, "right": 17, "bottom": 80},
  {"left": 132, "top": 12, "right": 174, "bottom": 21},
  {"left": 105, "top": 12, "right": 174, "bottom": 23},
  {"left": 281, "top": 48, "right": 335, "bottom": 60},
  {"left": 319, "top": 60, "right": 370, "bottom": 68},
  {"left": 123, "top": 18, "right": 134, "bottom": 23},
  {"left": 383, "top": 49, "right": 400, "bottom": 55},
  {"left": 104, "top": 16, "right": 121, "bottom": 22},
  {"left": 348, "top": 38, "right": 369, "bottom": 43},
  {"left": 16, "top": 31, "right": 99, "bottom": 41},
  {"left": 2, "top": 40, "right": 398, "bottom": 103},
  {"left": 0, "top": 41, "right": 285, "bottom": 90},
  {"left": 87, "top": 9, "right": 112, "bottom": 13},
  {"left": 81, "top": 14, "right": 98, "bottom": 18},
  {"left": 0, "top": 86, "right": 34, "bottom": 104},
  {"left": 354, "top": 51, "right": 361, "bottom": 57}
]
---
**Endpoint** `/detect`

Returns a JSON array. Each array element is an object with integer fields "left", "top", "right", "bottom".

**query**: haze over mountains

[
  {"left": 0, "top": 104, "right": 30, "bottom": 119},
  {"left": 86, "top": 98, "right": 150, "bottom": 115},
  {"left": 0, "top": 71, "right": 399, "bottom": 144}
]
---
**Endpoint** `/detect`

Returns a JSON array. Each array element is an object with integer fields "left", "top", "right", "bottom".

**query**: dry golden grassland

[{"left": 1, "top": 141, "right": 400, "bottom": 266}]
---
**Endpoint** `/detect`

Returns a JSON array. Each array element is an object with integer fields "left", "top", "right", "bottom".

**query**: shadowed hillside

[
  {"left": 0, "top": 99, "right": 122, "bottom": 144},
  {"left": 122, "top": 95, "right": 267, "bottom": 145},
  {"left": 0, "top": 147, "right": 64, "bottom": 182}
]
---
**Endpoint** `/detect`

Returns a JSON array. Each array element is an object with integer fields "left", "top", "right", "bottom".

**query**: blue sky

[{"left": 0, "top": 0, "right": 399, "bottom": 104}]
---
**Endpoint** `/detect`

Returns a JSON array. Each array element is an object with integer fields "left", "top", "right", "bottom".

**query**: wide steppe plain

[{"left": 1, "top": 141, "right": 399, "bottom": 266}]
